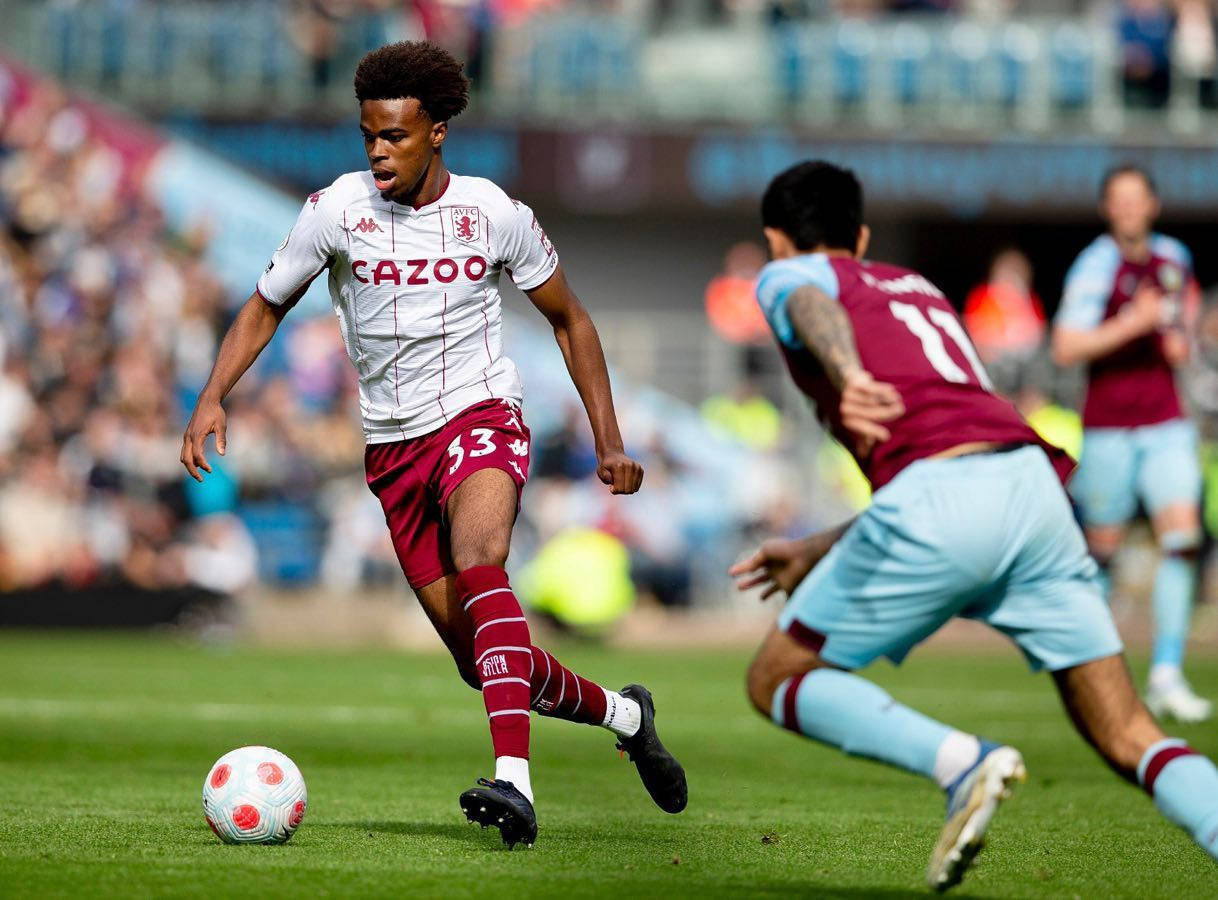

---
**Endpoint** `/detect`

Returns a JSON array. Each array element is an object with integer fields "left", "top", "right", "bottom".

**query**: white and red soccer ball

[{"left": 202, "top": 746, "right": 307, "bottom": 844}]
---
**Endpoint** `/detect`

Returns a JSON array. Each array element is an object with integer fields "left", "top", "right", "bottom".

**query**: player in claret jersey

[
  {"left": 180, "top": 41, "right": 685, "bottom": 849},
  {"left": 729, "top": 162, "right": 1218, "bottom": 890},
  {"left": 1052, "top": 165, "right": 1209, "bottom": 723}
]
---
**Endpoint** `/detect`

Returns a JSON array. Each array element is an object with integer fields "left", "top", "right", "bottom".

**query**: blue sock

[
  {"left": 772, "top": 668, "right": 977, "bottom": 786},
  {"left": 1151, "top": 550, "right": 1197, "bottom": 669},
  {"left": 1139, "top": 738, "right": 1218, "bottom": 860}
]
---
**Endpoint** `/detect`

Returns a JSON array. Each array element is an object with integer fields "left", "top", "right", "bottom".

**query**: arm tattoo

[{"left": 786, "top": 285, "right": 861, "bottom": 390}]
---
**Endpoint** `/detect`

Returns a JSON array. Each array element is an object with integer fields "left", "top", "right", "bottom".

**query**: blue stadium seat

[
  {"left": 890, "top": 24, "right": 933, "bottom": 106},
  {"left": 238, "top": 502, "right": 325, "bottom": 586},
  {"left": 1050, "top": 24, "right": 1095, "bottom": 109},
  {"left": 773, "top": 23, "right": 807, "bottom": 106},
  {"left": 997, "top": 23, "right": 1039, "bottom": 107},
  {"left": 946, "top": 22, "right": 989, "bottom": 104},
  {"left": 834, "top": 22, "right": 875, "bottom": 106}
]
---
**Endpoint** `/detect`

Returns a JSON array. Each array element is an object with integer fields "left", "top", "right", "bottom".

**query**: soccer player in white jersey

[{"left": 180, "top": 41, "right": 686, "bottom": 848}]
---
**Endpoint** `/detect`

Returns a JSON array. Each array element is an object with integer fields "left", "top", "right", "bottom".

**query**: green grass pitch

[{"left": 0, "top": 631, "right": 1214, "bottom": 898}]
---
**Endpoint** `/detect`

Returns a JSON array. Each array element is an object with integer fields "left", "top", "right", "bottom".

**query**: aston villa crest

[{"left": 450, "top": 207, "right": 480, "bottom": 245}]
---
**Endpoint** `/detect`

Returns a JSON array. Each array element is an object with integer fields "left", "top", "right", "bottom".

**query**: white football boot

[
  {"left": 1147, "top": 670, "right": 1213, "bottom": 724},
  {"left": 927, "top": 742, "right": 1026, "bottom": 892}
]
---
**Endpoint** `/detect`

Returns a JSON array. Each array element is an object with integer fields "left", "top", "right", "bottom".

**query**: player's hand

[
  {"left": 729, "top": 535, "right": 826, "bottom": 600},
  {"left": 597, "top": 448, "right": 644, "bottom": 495},
  {"left": 180, "top": 397, "right": 227, "bottom": 482},
  {"left": 1161, "top": 328, "right": 1190, "bottom": 366},
  {"left": 840, "top": 369, "right": 904, "bottom": 456},
  {"left": 1122, "top": 281, "right": 1165, "bottom": 337}
]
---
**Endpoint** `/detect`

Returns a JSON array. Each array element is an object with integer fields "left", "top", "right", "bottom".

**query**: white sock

[
  {"left": 932, "top": 730, "right": 981, "bottom": 790},
  {"left": 494, "top": 755, "right": 533, "bottom": 804},
  {"left": 1150, "top": 663, "right": 1184, "bottom": 689},
  {"left": 601, "top": 689, "right": 642, "bottom": 738}
]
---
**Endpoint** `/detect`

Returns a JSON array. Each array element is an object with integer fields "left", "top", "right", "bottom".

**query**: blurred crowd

[
  {"left": 278, "top": 0, "right": 1218, "bottom": 98},
  {"left": 0, "top": 82, "right": 260, "bottom": 598},
  {"left": 0, "top": 75, "right": 828, "bottom": 624}
]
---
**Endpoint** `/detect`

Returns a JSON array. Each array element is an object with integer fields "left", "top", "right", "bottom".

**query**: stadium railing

[{"left": 0, "top": 1, "right": 1214, "bottom": 137}]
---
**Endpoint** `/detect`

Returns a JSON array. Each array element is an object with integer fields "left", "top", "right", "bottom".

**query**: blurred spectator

[
  {"left": 1119, "top": 0, "right": 1174, "bottom": 108},
  {"left": 531, "top": 402, "right": 599, "bottom": 481},
  {"left": 516, "top": 527, "right": 635, "bottom": 631},
  {"left": 1172, "top": 0, "right": 1218, "bottom": 107},
  {"left": 962, "top": 248, "right": 1045, "bottom": 393},
  {"left": 598, "top": 442, "right": 694, "bottom": 607},
  {"left": 705, "top": 241, "right": 769, "bottom": 345},
  {"left": 286, "top": 0, "right": 348, "bottom": 95},
  {"left": 701, "top": 378, "right": 783, "bottom": 451},
  {"left": 1014, "top": 373, "right": 1084, "bottom": 461}
]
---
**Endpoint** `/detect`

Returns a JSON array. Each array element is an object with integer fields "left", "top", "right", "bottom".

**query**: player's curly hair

[
  {"left": 354, "top": 42, "right": 470, "bottom": 123},
  {"left": 761, "top": 161, "right": 863, "bottom": 252}
]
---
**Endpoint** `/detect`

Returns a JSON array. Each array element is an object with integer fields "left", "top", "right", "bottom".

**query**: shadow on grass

[{"left": 311, "top": 820, "right": 484, "bottom": 843}]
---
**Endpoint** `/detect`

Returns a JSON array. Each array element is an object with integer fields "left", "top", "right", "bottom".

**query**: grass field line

[
  {"left": 0, "top": 684, "right": 1049, "bottom": 728},
  {"left": 0, "top": 696, "right": 432, "bottom": 725}
]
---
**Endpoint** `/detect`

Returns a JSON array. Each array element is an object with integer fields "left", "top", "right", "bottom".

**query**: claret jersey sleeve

[
  {"left": 495, "top": 199, "right": 559, "bottom": 292},
  {"left": 755, "top": 254, "right": 842, "bottom": 350},
  {"left": 256, "top": 189, "right": 339, "bottom": 306}
]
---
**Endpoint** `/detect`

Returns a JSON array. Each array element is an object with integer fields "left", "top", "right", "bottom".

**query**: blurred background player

[
  {"left": 731, "top": 161, "right": 1218, "bottom": 890},
  {"left": 180, "top": 41, "right": 686, "bottom": 849},
  {"left": 1051, "top": 165, "right": 1209, "bottom": 723}
]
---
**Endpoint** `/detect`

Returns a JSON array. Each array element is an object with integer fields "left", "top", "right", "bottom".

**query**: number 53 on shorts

[{"left": 441, "top": 402, "right": 532, "bottom": 500}]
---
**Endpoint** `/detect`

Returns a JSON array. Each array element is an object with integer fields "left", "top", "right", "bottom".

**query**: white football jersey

[{"left": 256, "top": 172, "right": 559, "bottom": 443}]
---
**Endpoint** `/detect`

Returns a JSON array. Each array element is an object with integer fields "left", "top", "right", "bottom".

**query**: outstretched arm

[
  {"left": 786, "top": 285, "right": 904, "bottom": 452},
  {"left": 525, "top": 264, "right": 643, "bottom": 494},
  {"left": 729, "top": 517, "right": 857, "bottom": 599},
  {"left": 180, "top": 292, "right": 292, "bottom": 481}
]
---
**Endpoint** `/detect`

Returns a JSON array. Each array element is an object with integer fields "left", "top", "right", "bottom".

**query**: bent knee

[
  {"left": 1158, "top": 528, "right": 1202, "bottom": 561},
  {"left": 457, "top": 663, "right": 482, "bottom": 691},
  {"left": 1085, "top": 527, "right": 1124, "bottom": 566},
  {"left": 452, "top": 539, "right": 511, "bottom": 572}
]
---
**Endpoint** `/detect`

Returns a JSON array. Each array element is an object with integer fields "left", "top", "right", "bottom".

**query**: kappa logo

[
  {"left": 501, "top": 399, "right": 522, "bottom": 430},
  {"left": 308, "top": 190, "right": 325, "bottom": 209},
  {"left": 450, "top": 207, "right": 480, "bottom": 244},
  {"left": 509, "top": 460, "right": 525, "bottom": 480},
  {"left": 508, "top": 439, "right": 529, "bottom": 458},
  {"left": 530, "top": 215, "right": 554, "bottom": 257},
  {"left": 351, "top": 217, "right": 383, "bottom": 234}
]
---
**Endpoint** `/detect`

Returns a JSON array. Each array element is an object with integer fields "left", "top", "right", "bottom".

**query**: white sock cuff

[
  {"left": 1149, "top": 663, "right": 1184, "bottom": 686},
  {"left": 1137, "top": 737, "right": 1190, "bottom": 787},
  {"left": 494, "top": 755, "right": 533, "bottom": 804},
  {"left": 602, "top": 689, "right": 642, "bottom": 738},
  {"left": 932, "top": 731, "right": 981, "bottom": 790}
]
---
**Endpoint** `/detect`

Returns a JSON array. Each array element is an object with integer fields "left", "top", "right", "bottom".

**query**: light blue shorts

[
  {"left": 777, "top": 446, "right": 1123, "bottom": 672},
  {"left": 1070, "top": 419, "right": 1201, "bottom": 527}
]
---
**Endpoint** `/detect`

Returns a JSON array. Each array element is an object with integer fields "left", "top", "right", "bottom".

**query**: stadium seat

[
  {"left": 1051, "top": 23, "right": 1095, "bottom": 109},
  {"left": 239, "top": 502, "right": 325, "bottom": 586},
  {"left": 834, "top": 21, "right": 876, "bottom": 107}
]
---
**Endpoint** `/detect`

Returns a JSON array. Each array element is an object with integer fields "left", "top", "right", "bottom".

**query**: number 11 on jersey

[{"left": 889, "top": 301, "right": 993, "bottom": 391}]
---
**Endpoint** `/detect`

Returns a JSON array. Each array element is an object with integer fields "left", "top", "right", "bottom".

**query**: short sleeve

[
  {"left": 256, "top": 190, "right": 336, "bottom": 306},
  {"left": 1152, "top": 234, "right": 1194, "bottom": 277},
  {"left": 755, "top": 255, "right": 840, "bottom": 350},
  {"left": 497, "top": 199, "right": 559, "bottom": 292},
  {"left": 1055, "top": 243, "right": 1117, "bottom": 331}
]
